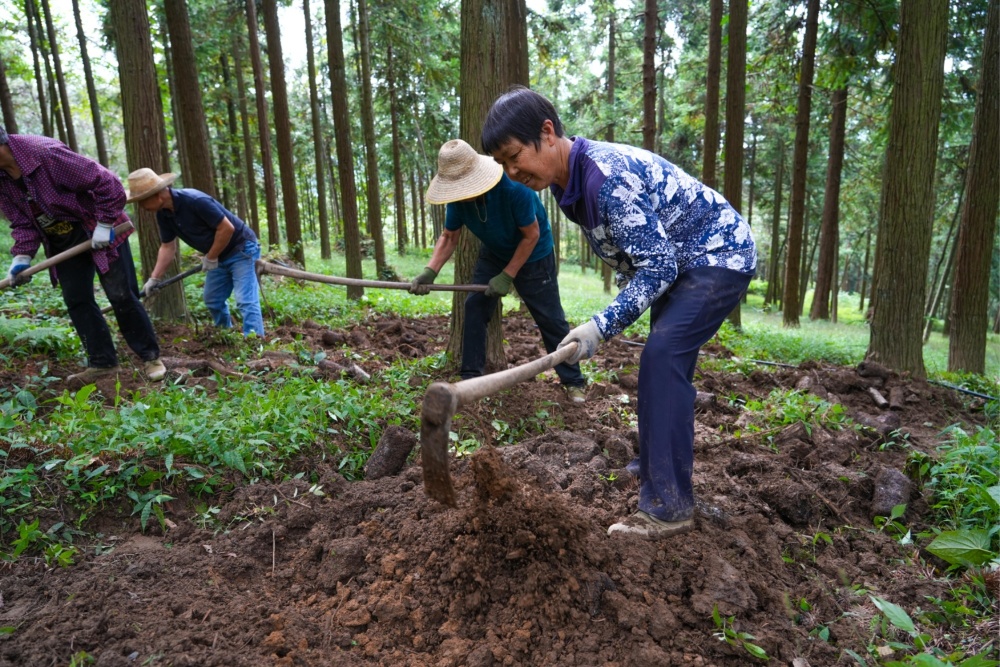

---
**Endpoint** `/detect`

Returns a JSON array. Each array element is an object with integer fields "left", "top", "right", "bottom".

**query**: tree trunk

[
  {"left": 33, "top": 1, "right": 65, "bottom": 144},
  {"left": 25, "top": 0, "right": 52, "bottom": 137},
  {"left": 866, "top": 0, "right": 948, "bottom": 377},
  {"left": 387, "top": 42, "right": 408, "bottom": 256},
  {"left": 164, "top": 0, "right": 216, "bottom": 197},
  {"left": 859, "top": 228, "right": 871, "bottom": 313},
  {"left": 72, "top": 0, "right": 107, "bottom": 166},
  {"left": 606, "top": 7, "right": 616, "bottom": 143},
  {"left": 0, "top": 52, "right": 17, "bottom": 133},
  {"left": 451, "top": 0, "right": 528, "bottom": 370},
  {"left": 40, "top": 0, "right": 75, "bottom": 151},
  {"left": 245, "top": 0, "right": 280, "bottom": 249},
  {"left": 641, "top": 0, "right": 657, "bottom": 151},
  {"left": 220, "top": 54, "right": 247, "bottom": 223},
  {"left": 418, "top": 168, "right": 427, "bottom": 248},
  {"left": 110, "top": 0, "right": 186, "bottom": 319},
  {"left": 302, "top": 0, "right": 330, "bottom": 261},
  {"left": 781, "top": 0, "right": 819, "bottom": 328},
  {"left": 356, "top": 0, "right": 387, "bottom": 271},
  {"left": 764, "top": 138, "right": 784, "bottom": 307},
  {"left": 702, "top": 0, "right": 723, "bottom": 188},
  {"left": 410, "top": 169, "right": 420, "bottom": 250},
  {"left": 261, "top": 0, "right": 304, "bottom": 266},
  {"left": 724, "top": 0, "right": 747, "bottom": 328},
  {"left": 810, "top": 86, "right": 848, "bottom": 320},
  {"left": 233, "top": 28, "right": 260, "bottom": 238},
  {"left": 923, "top": 233, "right": 957, "bottom": 343},
  {"left": 948, "top": 0, "right": 999, "bottom": 374},
  {"left": 325, "top": 0, "right": 364, "bottom": 298},
  {"left": 925, "top": 182, "right": 963, "bottom": 318},
  {"left": 160, "top": 25, "right": 186, "bottom": 179}
]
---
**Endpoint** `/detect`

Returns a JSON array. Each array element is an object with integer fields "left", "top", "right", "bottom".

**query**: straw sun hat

[
  {"left": 425, "top": 139, "right": 503, "bottom": 205},
  {"left": 125, "top": 168, "right": 178, "bottom": 203}
]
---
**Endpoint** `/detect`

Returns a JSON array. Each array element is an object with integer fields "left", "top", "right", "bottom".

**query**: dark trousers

[
  {"left": 462, "top": 249, "right": 585, "bottom": 386},
  {"left": 637, "top": 266, "right": 752, "bottom": 522},
  {"left": 58, "top": 242, "right": 160, "bottom": 368}
]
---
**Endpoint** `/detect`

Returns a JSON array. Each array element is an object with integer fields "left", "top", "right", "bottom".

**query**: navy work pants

[
  {"left": 637, "top": 266, "right": 752, "bottom": 522},
  {"left": 462, "top": 248, "right": 585, "bottom": 387}
]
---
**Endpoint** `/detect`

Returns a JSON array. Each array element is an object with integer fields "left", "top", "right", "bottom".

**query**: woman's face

[{"left": 490, "top": 121, "right": 560, "bottom": 191}]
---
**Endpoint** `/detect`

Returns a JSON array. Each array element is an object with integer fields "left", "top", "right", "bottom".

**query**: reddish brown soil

[{"left": 1, "top": 312, "right": 995, "bottom": 666}]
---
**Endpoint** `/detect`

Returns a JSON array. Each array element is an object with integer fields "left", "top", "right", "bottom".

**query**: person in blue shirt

[
  {"left": 482, "top": 86, "right": 757, "bottom": 539},
  {"left": 410, "top": 139, "right": 586, "bottom": 402},
  {"left": 125, "top": 168, "right": 265, "bottom": 337}
]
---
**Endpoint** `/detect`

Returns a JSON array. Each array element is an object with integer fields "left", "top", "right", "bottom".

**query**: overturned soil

[{"left": 1, "top": 311, "right": 997, "bottom": 666}]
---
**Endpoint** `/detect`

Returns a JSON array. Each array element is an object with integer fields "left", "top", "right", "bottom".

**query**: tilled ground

[{"left": 0, "top": 312, "right": 995, "bottom": 666}]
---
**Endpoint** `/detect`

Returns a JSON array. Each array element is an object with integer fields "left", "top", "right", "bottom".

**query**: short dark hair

[{"left": 481, "top": 85, "right": 564, "bottom": 155}]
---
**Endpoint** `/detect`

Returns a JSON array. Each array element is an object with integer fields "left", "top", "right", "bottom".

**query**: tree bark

[
  {"left": 606, "top": 7, "right": 616, "bottom": 143},
  {"left": 261, "top": 0, "right": 304, "bottom": 266},
  {"left": 233, "top": 28, "right": 260, "bottom": 238},
  {"left": 160, "top": 25, "right": 186, "bottom": 179},
  {"left": 764, "top": 138, "right": 784, "bottom": 307},
  {"left": 859, "top": 228, "right": 870, "bottom": 313},
  {"left": 25, "top": 0, "right": 52, "bottom": 137},
  {"left": 0, "top": 52, "right": 17, "bottom": 134},
  {"left": 164, "top": 0, "right": 216, "bottom": 197},
  {"left": 923, "top": 231, "right": 957, "bottom": 343},
  {"left": 451, "top": 0, "right": 528, "bottom": 370},
  {"left": 866, "top": 0, "right": 948, "bottom": 377},
  {"left": 781, "top": 0, "right": 820, "bottom": 328},
  {"left": 702, "top": 0, "right": 723, "bottom": 188},
  {"left": 724, "top": 0, "right": 747, "bottom": 328},
  {"left": 810, "top": 86, "right": 848, "bottom": 320},
  {"left": 110, "top": 0, "right": 186, "bottom": 319},
  {"left": 40, "top": 0, "right": 76, "bottom": 151},
  {"left": 303, "top": 0, "right": 331, "bottom": 261},
  {"left": 245, "top": 0, "right": 281, "bottom": 249},
  {"left": 220, "top": 54, "right": 247, "bottom": 223},
  {"left": 325, "top": 0, "right": 364, "bottom": 298},
  {"left": 356, "top": 0, "right": 386, "bottom": 271},
  {"left": 948, "top": 0, "right": 999, "bottom": 374},
  {"left": 32, "top": 0, "right": 65, "bottom": 143},
  {"left": 925, "top": 182, "right": 963, "bottom": 318},
  {"left": 72, "top": 0, "right": 107, "bottom": 166},
  {"left": 387, "top": 42, "right": 408, "bottom": 255},
  {"left": 641, "top": 0, "right": 657, "bottom": 151}
]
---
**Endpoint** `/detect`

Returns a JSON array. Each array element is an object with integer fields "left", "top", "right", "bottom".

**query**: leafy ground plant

[{"left": 712, "top": 604, "right": 769, "bottom": 661}]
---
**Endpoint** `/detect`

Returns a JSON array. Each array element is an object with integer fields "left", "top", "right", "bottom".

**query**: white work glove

[
  {"left": 142, "top": 276, "right": 162, "bottom": 297},
  {"left": 558, "top": 319, "right": 602, "bottom": 365},
  {"left": 91, "top": 222, "right": 115, "bottom": 249},
  {"left": 201, "top": 256, "right": 219, "bottom": 272},
  {"left": 7, "top": 255, "right": 32, "bottom": 286}
]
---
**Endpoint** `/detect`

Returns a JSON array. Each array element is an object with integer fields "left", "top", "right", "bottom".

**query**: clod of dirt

[
  {"left": 365, "top": 426, "right": 418, "bottom": 479},
  {"left": 870, "top": 467, "right": 912, "bottom": 519},
  {"left": 321, "top": 330, "right": 347, "bottom": 346}
]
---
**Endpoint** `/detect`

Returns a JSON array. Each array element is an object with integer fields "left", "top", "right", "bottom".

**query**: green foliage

[
  {"left": 739, "top": 388, "right": 857, "bottom": 448},
  {"left": 0, "top": 317, "right": 80, "bottom": 359},
  {"left": 711, "top": 604, "right": 769, "bottom": 661}
]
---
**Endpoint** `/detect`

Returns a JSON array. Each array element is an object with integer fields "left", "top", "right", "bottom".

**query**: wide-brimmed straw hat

[
  {"left": 425, "top": 139, "right": 503, "bottom": 205},
  {"left": 125, "top": 168, "right": 178, "bottom": 203}
]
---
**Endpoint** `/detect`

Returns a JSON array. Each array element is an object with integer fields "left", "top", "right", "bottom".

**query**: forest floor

[{"left": 1, "top": 311, "right": 997, "bottom": 666}]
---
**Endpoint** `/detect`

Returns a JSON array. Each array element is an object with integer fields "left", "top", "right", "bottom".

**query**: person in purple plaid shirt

[{"left": 0, "top": 127, "right": 166, "bottom": 384}]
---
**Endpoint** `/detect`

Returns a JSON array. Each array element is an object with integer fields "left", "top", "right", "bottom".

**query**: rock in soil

[
  {"left": 364, "top": 425, "right": 418, "bottom": 479},
  {"left": 870, "top": 466, "right": 912, "bottom": 519}
]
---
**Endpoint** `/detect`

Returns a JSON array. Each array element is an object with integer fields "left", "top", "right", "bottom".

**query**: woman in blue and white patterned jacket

[{"left": 483, "top": 86, "right": 757, "bottom": 539}]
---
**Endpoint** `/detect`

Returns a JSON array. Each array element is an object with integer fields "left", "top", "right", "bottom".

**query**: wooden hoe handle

[{"left": 256, "top": 260, "right": 488, "bottom": 293}]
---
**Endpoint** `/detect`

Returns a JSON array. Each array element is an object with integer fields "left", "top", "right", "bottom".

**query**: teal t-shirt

[{"left": 445, "top": 173, "right": 553, "bottom": 263}]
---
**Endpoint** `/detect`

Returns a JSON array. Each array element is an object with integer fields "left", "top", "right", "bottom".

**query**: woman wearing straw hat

[
  {"left": 482, "top": 87, "right": 757, "bottom": 538},
  {"left": 126, "top": 168, "right": 264, "bottom": 337},
  {"left": 411, "top": 139, "right": 586, "bottom": 402},
  {"left": 0, "top": 127, "right": 166, "bottom": 384}
]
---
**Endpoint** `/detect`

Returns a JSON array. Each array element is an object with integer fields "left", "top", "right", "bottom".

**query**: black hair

[{"left": 481, "top": 85, "right": 564, "bottom": 155}]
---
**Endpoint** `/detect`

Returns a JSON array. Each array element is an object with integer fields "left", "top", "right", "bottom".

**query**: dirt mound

[{"left": 0, "top": 312, "right": 992, "bottom": 666}]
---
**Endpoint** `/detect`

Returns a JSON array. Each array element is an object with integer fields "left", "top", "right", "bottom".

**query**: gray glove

[
  {"left": 91, "top": 222, "right": 114, "bottom": 249},
  {"left": 409, "top": 267, "right": 437, "bottom": 295},
  {"left": 558, "top": 320, "right": 602, "bottom": 365},
  {"left": 142, "top": 276, "right": 162, "bottom": 297},
  {"left": 7, "top": 255, "right": 32, "bottom": 286},
  {"left": 202, "top": 256, "right": 219, "bottom": 272}
]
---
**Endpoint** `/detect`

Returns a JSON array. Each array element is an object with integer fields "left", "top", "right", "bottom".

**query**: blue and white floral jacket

[{"left": 551, "top": 138, "right": 757, "bottom": 339}]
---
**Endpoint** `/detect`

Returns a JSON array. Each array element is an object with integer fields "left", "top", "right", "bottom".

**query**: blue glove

[
  {"left": 91, "top": 223, "right": 115, "bottom": 249},
  {"left": 7, "top": 255, "right": 32, "bottom": 286},
  {"left": 558, "top": 320, "right": 602, "bottom": 364}
]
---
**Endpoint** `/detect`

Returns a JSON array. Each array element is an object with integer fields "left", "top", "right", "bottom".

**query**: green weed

[{"left": 711, "top": 604, "right": 769, "bottom": 661}]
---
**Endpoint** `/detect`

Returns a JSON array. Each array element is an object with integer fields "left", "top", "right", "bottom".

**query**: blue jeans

[
  {"left": 462, "top": 248, "right": 584, "bottom": 386},
  {"left": 203, "top": 240, "right": 265, "bottom": 336},
  {"left": 59, "top": 241, "right": 160, "bottom": 367},
  {"left": 637, "top": 267, "right": 752, "bottom": 522}
]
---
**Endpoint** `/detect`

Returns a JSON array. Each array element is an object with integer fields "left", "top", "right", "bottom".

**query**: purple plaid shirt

[{"left": 0, "top": 134, "right": 132, "bottom": 279}]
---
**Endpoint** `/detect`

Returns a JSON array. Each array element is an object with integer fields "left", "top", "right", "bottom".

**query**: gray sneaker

[
  {"left": 607, "top": 511, "right": 694, "bottom": 539},
  {"left": 144, "top": 358, "right": 167, "bottom": 381},
  {"left": 565, "top": 385, "right": 586, "bottom": 403},
  {"left": 66, "top": 365, "right": 121, "bottom": 386}
]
